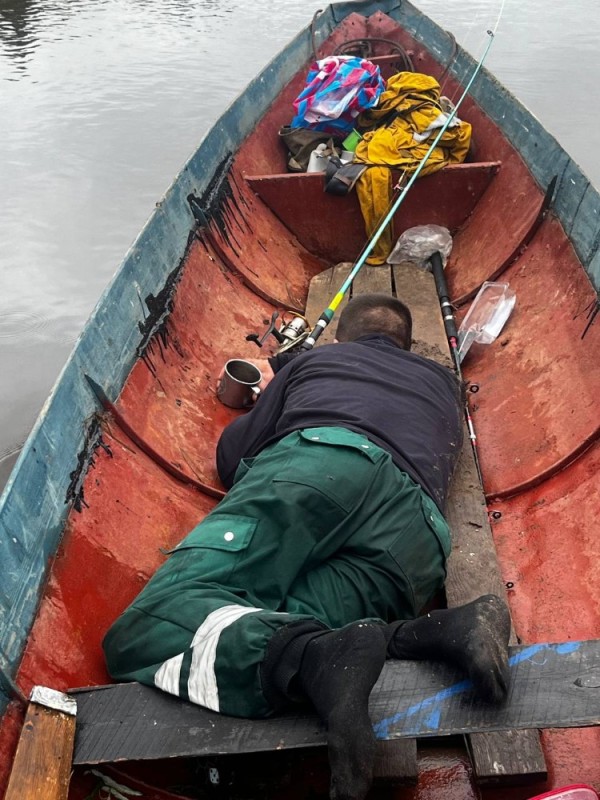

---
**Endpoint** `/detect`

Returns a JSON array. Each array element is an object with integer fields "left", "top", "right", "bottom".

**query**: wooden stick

[{"left": 5, "top": 687, "right": 77, "bottom": 800}]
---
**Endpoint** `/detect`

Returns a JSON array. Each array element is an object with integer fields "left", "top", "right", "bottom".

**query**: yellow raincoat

[{"left": 354, "top": 72, "right": 472, "bottom": 264}]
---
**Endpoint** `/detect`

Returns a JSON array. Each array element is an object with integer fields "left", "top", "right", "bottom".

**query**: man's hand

[
  {"left": 216, "top": 358, "right": 275, "bottom": 401},
  {"left": 244, "top": 358, "right": 275, "bottom": 392}
]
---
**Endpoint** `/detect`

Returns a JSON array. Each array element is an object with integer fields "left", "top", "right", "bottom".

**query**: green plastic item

[{"left": 342, "top": 129, "right": 362, "bottom": 152}]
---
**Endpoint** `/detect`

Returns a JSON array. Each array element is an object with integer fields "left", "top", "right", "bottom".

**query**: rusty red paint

[{"left": 458, "top": 214, "right": 600, "bottom": 499}]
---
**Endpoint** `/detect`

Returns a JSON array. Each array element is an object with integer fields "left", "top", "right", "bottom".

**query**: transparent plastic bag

[
  {"left": 457, "top": 281, "right": 516, "bottom": 363},
  {"left": 387, "top": 225, "right": 453, "bottom": 267}
]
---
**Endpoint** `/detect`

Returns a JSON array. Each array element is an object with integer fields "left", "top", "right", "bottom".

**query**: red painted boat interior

[{"left": 2, "top": 10, "right": 600, "bottom": 798}]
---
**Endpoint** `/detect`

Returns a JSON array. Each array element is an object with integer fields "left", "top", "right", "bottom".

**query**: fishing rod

[
  {"left": 300, "top": 27, "right": 498, "bottom": 351},
  {"left": 429, "top": 250, "right": 483, "bottom": 484}
]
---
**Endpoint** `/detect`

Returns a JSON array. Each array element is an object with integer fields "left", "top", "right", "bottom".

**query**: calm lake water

[{"left": 1, "top": 0, "right": 599, "bottom": 486}]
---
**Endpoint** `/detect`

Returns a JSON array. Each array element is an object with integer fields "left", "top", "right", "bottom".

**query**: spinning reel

[{"left": 246, "top": 310, "right": 310, "bottom": 353}]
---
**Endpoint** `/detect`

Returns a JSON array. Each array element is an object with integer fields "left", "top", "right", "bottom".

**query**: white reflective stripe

[
  {"left": 154, "top": 652, "right": 184, "bottom": 696},
  {"left": 188, "top": 604, "right": 262, "bottom": 711}
]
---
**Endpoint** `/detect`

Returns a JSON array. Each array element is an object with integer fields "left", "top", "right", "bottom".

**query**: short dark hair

[{"left": 335, "top": 294, "right": 412, "bottom": 350}]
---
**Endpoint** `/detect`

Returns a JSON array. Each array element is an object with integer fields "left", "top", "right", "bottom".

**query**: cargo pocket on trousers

[
  {"left": 272, "top": 428, "right": 383, "bottom": 513},
  {"left": 387, "top": 502, "right": 450, "bottom": 616},
  {"left": 165, "top": 514, "right": 257, "bottom": 583}
]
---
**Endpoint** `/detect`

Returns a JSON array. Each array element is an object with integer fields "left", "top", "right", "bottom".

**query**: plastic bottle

[{"left": 307, "top": 143, "right": 329, "bottom": 173}]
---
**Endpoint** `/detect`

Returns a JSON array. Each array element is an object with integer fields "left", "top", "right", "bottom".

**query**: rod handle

[{"left": 430, "top": 251, "right": 458, "bottom": 341}]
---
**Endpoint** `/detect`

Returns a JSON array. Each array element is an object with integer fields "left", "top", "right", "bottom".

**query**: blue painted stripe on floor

[{"left": 373, "top": 641, "right": 582, "bottom": 738}]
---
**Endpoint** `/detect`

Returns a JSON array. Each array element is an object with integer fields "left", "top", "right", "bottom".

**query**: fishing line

[
  {"left": 302, "top": 24, "right": 500, "bottom": 350},
  {"left": 440, "top": 0, "right": 506, "bottom": 101}
]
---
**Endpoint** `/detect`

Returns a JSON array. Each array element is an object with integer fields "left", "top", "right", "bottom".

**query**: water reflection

[
  {"left": 0, "top": 0, "right": 230, "bottom": 77},
  {"left": 0, "top": 0, "right": 82, "bottom": 73},
  {"left": 0, "top": 0, "right": 308, "bottom": 483},
  {"left": 0, "top": 0, "right": 40, "bottom": 74}
]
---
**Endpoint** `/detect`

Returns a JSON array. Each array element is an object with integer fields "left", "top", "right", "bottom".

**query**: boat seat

[
  {"left": 69, "top": 637, "right": 599, "bottom": 766},
  {"left": 244, "top": 162, "right": 501, "bottom": 265}
]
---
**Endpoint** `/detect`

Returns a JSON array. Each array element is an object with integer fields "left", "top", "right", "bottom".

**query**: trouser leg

[
  {"left": 104, "top": 429, "right": 386, "bottom": 716},
  {"left": 262, "top": 619, "right": 387, "bottom": 800},
  {"left": 105, "top": 427, "right": 450, "bottom": 718},
  {"left": 104, "top": 583, "right": 324, "bottom": 717},
  {"left": 282, "top": 467, "right": 450, "bottom": 626}
]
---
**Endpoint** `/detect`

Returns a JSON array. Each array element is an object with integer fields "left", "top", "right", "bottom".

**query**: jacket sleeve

[{"left": 215, "top": 367, "right": 290, "bottom": 489}]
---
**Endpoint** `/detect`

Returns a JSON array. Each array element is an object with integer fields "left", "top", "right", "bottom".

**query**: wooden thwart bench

[
  {"left": 245, "top": 162, "right": 501, "bottom": 264},
  {"left": 69, "top": 638, "right": 600, "bottom": 767}
]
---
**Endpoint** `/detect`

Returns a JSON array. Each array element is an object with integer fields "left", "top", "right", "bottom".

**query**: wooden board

[
  {"left": 391, "top": 262, "right": 452, "bottom": 366},
  {"left": 303, "top": 262, "right": 353, "bottom": 344},
  {"left": 302, "top": 261, "right": 545, "bottom": 781},
  {"left": 5, "top": 701, "right": 76, "bottom": 800},
  {"left": 392, "top": 261, "right": 547, "bottom": 782},
  {"left": 72, "top": 639, "right": 600, "bottom": 766},
  {"left": 245, "top": 163, "right": 501, "bottom": 265},
  {"left": 444, "top": 436, "right": 547, "bottom": 782},
  {"left": 304, "top": 262, "right": 418, "bottom": 784}
]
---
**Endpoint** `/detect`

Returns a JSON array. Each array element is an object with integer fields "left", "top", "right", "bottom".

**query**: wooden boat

[{"left": 1, "top": 1, "right": 600, "bottom": 797}]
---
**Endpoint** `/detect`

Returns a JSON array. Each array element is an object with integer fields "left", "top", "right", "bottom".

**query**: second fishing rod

[{"left": 429, "top": 250, "right": 483, "bottom": 484}]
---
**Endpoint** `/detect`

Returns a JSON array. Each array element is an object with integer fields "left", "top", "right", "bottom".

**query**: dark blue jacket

[{"left": 216, "top": 335, "right": 463, "bottom": 512}]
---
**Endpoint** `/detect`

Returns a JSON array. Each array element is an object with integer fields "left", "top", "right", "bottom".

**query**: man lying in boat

[{"left": 103, "top": 293, "right": 511, "bottom": 800}]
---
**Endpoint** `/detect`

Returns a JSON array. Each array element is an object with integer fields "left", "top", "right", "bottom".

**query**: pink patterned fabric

[{"left": 291, "top": 56, "right": 384, "bottom": 135}]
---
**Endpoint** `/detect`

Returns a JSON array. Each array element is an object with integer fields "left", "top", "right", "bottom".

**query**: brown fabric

[{"left": 278, "top": 125, "right": 340, "bottom": 172}]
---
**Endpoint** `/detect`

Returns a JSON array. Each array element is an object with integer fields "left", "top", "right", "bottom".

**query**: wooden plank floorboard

[
  {"left": 303, "top": 263, "right": 352, "bottom": 345},
  {"left": 5, "top": 700, "right": 76, "bottom": 800},
  {"left": 444, "top": 437, "right": 547, "bottom": 781},
  {"left": 304, "top": 263, "right": 418, "bottom": 784},
  {"left": 392, "top": 261, "right": 547, "bottom": 782}
]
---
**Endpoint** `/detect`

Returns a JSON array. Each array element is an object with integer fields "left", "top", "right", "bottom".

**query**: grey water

[{"left": 1, "top": 0, "right": 599, "bottom": 488}]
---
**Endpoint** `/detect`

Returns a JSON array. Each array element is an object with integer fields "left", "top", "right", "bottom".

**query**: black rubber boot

[
  {"left": 262, "top": 621, "right": 387, "bottom": 800},
  {"left": 386, "top": 594, "right": 511, "bottom": 703}
]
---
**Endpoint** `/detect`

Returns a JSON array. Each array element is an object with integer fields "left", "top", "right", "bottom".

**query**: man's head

[{"left": 335, "top": 294, "right": 412, "bottom": 350}]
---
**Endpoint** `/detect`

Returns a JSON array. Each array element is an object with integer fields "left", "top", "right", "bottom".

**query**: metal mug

[{"left": 217, "top": 359, "right": 262, "bottom": 409}]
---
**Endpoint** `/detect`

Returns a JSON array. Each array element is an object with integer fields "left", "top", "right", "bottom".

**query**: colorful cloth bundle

[{"left": 291, "top": 56, "right": 384, "bottom": 135}]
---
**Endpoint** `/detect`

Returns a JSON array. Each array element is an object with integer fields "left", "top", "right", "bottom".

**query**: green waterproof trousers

[{"left": 103, "top": 427, "right": 451, "bottom": 717}]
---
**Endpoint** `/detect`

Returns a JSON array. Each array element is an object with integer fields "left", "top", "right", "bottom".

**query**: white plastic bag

[
  {"left": 457, "top": 281, "right": 516, "bottom": 363},
  {"left": 387, "top": 225, "right": 453, "bottom": 267}
]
